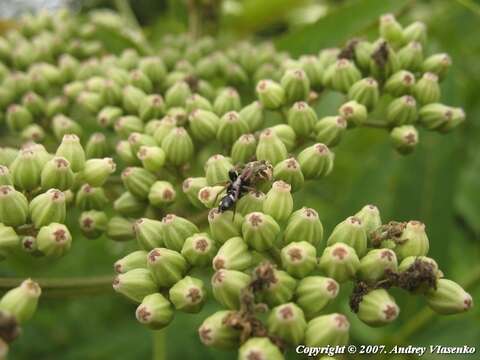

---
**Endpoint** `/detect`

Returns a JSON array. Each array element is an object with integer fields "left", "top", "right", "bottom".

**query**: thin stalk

[
  {"left": 361, "top": 120, "right": 389, "bottom": 129},
  {"left": 152, "top": 329, "right": 166, "bottom": 360},
  {"left": 113, "top": 0, "right": 141, "bottom": 30}
]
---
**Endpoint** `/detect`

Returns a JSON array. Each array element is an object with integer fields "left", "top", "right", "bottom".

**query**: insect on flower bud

[
  {"left": 390, "top": 125, "right": 419, "bottom": 154},
  {"left": 394, "top": 220, "right": 429, "bottom": 260},
  {"left": 121, "top": 167, "right": 156, "bottom": 199},
  {"left": 357, "top": 289, "right": 400, "bottom": 326},
  {"left": 114, "top": 250, "right": 148, "bottom": 274},
  {"left": 347, "top": 78, "right": 379, "bottom": 110},
  {"left": 319, "top": 243, "right": 359, "bottom": 283},
  {"left": 107, "top": 216, "right": 135, "bottom": 242},
  {"left": 238, "top": 337, "right": 284, "bottom": 360},
  {"left": 273, "top": 157, "right": 305, "bottom": 193},
  {"left": 379, "top": 13, "right": 405, "bottom": 48},
  {"left": 169, "top": 276, "right": 206, "bottom": 313},
  {"left": 55, "top": 134, "right": 85, "bottom": 172},
  {"left": 256, "top": 80, "right": 285, "bottom": 110},
  {"left": 387, "top": 95, "right": 418, "bottom": 126},
  {"left": 263, "top": 181, "right": 293, "bottom": 223},
  {"left": 213, "top": 237, "right": 252, "bottom": 271},
  {"left": 305, "top": 313, "right": 350, "bottom": 347},
  {"left": 327, "top": 216, "right": 368, "bottom": 257},
  {"left": 239, "top": 101, "right": 264, "bottom": 132},
  {"left": 79, "top": 210, "right": 108, "bottom": 239},
  {"left": 296, "top": 276, "right": 339, "bottom": 318},
  {"left": 298, "top": 143, "right": 334, "bottom": 179},
  {"left": 314, "top": 116, "right": 347, "bottom": 147},
  {"left": 161, "top": 214, "right": 199, "bottom": 252},
  {"left": 135, "top": 293, "right": 173, "bottom": 329},
  {"left": 161, "top": 127, "right": 194, "bottom": 166},
  {"left": 358, "top": 249, "right": 398, "bottom": 283},
  {"left": 183, "top": 177, "right": 208, "bottom": 208},
  {"left": 281, "top": 241, "right": 317, "bottom": 278},
  {"left": 426, "top": 279, "right": 473, "bottom": 315},
  {"left": 181, "top": 233, "right": 216, "bottom": 267},
  {"left": 241, "top": 212, "right": 280, "bottom": 251},
  {"left": 284, "top": 207, "right": 324, "bottom": 249},
  {"left": 188, "top": 109, "right": 219, "bottom": 142},
  {"left": 29, "top": 189, "right": 66, "bottom": 228},
  {"left": 134, "top": 218, "right": 164, "bottom": 250},
  {"left": 209, "top": 209, "right": 243, "bottom": 244},
  {"left": 338, "top": 100, "right": 368, "bottom": 126},
  {"left": 267, "top": 302, "right": 307, "bottom": 344},
  {"left": 413, "top": 72, "right": 441, "bottom": 105},
  {"left": 147, "top": 248, "right": 188, "bottom": 288},
  {"left": 148, "top": 181, "right": 176, "bottom": 208},
  {"left": 198, "top": 310, "right": 240, "bottom": 349},
  {"left": 113, "top": 268, "right": 158, "bottom": 303},
  {"left": 231, "top": 134, "right": 257, "bottom": 165},
  {"left": 36, "top": 223, "right": 72, "bottom": 258},
  {"left": 0, "top": 279, "right": 41, "bottom": 324},
  {"left": 256, "top": 129, "right": 288, "bottom": 166},
  {"left": 211, "top": 269, "right": 250, "bottom": 309},
  {"left": 287, "top": 101, "right": 317, "bottom": 138}
]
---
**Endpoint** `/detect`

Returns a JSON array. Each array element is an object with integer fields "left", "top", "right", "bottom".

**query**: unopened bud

[
  {"left": 298, "top": 143, "right": 334, "bottom": 179},
  {"left": 379, "top": 14, "right": 405, "bottom": 48},
  {"left": 10, "top": 149, "right": 42, "bottom": 191},
  {"left": 359, "top": 249, "right": 398, "bottom": 283},
  {"left": 213, "top": 87, "right": 241, "bottom": 116},
  {"left": 37, "top": 223, "right": 72, "bottom": 258},
  {"left": 327, "top": 216, "right": 367, "bottom": 257},
  {"left": 52, "top": 114, "right": 83, "bottom": 140},
  {"left": 256, "top": 129, "right": 288, "bottom": 166},
  {"left": 239, "top": 101, "right": 264, "bottom": 132},
  {"left": 394, "top": 220, "right": 429, "bottom": 260},
  {"left": 348, "top": 78, "right": 379, "bottom": 110},
  {"left": 29, "top": 189, "right": 66, "bottom": 228},
  {"left": 83, "top": 158, "right": 116, "bottom": 187},
  {"left": 305, "top": 313, "right": 350, "bottom": 347},
  {"left": 426, "top": 279, "right": 473, "bottom": 315},
  {"left": 137, "top": 146, "right": 166, "bottom": 173},
  {"left": 6, "top": 105, "right": 33, "bottom": 132},
  {"left": 112, "top": 268, "right": 158, "bottom": 303},
  {"left": 357, "top": 289, "right": 400, "bottom": 326},
  {"left": 209, "top": 209, "right": 243, "bottom": 244},
  {"left": 423, "top": 53, "right": 451, "bottom": 80},
  {"left": 121, "top": 167, "right": 156, "bottom": 199},
  {"left": 139, "top": 94, "right": 165, "bottom": 121},
  {"left": 211, "top": 269, "right": 250, "bottom": 309},
  {"left": 56, "top": 134, "right": 85, "bottom": 172},
  {"left": 384, "top": 70, "right": 416, "bottom": 97},
  {"left": 198, "top": 310, "right": 240, "bottom": 349},
  {"left": 205, "top": 155, "right": 233, "bottom": 186},
  {"left": 161, "top": 214, "right": 199, "bottom": 252},
  {"left": 238, "top": 337, "right": 284, "bottom": 360},
  {"left": 329, "top": 59, "right": 362, "bottom": 93},
  {"left": 319, "top": 243, "right": 360, "bottom": 283},
  {"left": 181, "top": 233, "right": 216, "bottom": 267},
  {"left": 403, "top": 21, "right": 427, "bottom": 46},
  {"left": 390, "top": 125, "right": 418, "bottom": 154},
  {"left": 287, "top": 102, "right": 317, "bottom": 138},
  {"left": 256, "top": 80, "right": 285, "bottom": 110},
  {"left": 135, "top": 293, "right": 173, "bottom": 329},
  {"left": 169, "top": 276, "right": 206, "bottom": 313},
  {"left": 0, "top": 279, "right": 41, "bottom": 324},
  {"left": 97, "top": 106, "right": 123, "bottom": 128},
  {"left": 161, "top": 127, "right": 194, "bottom": 166},
  {"left": 231, "top": 134, "right": 257, "bottom": 164},
  {"left": 273, "top": 158, "right": 305, "bottom": 193},
  {"left": 182, "top": 177, "right": 208, "bottom": 208},
  {"left": 107, "top": 216, "right": 135, "bottom": 242},
  {"left": 419, "top": 103, "right": 465, "bottom": 131},
  {"left": 263, "top": 181, "right": 293, "bottom": 223},
  {"left": 338, "top": 100, "right": 368, "bottom": 126},
  {"left": 296, "top": 276, "right": 339, "bottom": 318},
  {"left": 75, "top": 184, "right": 108, "bottom": 210},
  {"left": 114, "top": 250, "right": 147, "bottom": 274},
  {"left": 188, "top": 109, "right": 219, "bottom": 142},
  {"left": 213, "top": 237, "right": 252, "bottom": 271},
  {"left": 413, "top": 72, "right": 440, "bottom": 105},
  {"left": 85, "top": 133, "right": 109, "bottom": 159},
  {"left": 147, "top": 247, "right": 188, "bottom": 287},
  {"left": 0, "top": 224, "right": 19, "bottom": 259},
  {"left": 270, "top": 124, "right": 297, "bottom": 152},
  {"left": 267, "top": 302, "right": 307, "bottom": 344},
  {"left": 281, "top": 241, "right": 317, "bottom": 278},
  {"left": 216, "top": 111, "right": 249, "bottom": 145},
  {"left": 354, "top": 204, "right": 382, "bottom": 242},
  {"left": 242, "top": 212, "right": 280, "bottom": 251},
  {"left": 386, "top": 96, "right": 418, "bottom": 126},
  {"left": 284, "top": 207, "right": 324, "bottom": 248},
  {"left": 148, "top": 181, "right": 176, "bottom": 208},
  {"left": 134, "top": 218, "right": 164, "bottom": 250},
  {"left": 165, "top": 81, "right": 191, "bottom": 109}
]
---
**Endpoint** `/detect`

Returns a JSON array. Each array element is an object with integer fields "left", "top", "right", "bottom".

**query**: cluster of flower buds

[{"left": 0, "top": 8, "right": 471, "bottom": 358}]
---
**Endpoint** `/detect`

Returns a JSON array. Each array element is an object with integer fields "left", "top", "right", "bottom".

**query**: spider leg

[{"left": 213, "top": 184, "right": 229, "bottom": 208}]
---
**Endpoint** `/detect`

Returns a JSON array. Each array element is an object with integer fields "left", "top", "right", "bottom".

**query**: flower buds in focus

[
  {"left": 305, "top": 313, "right": 350, "bottom": 347},
  {"left": 0, "top": 279, "right": 41, "bottom": 324},
  {"left": 169, "top": 276, "right": 206, "bottom": 313},
  {"left": 356, "top": 289, "right": 400, "bottom": 326},
  {"left": 135, "top": 293, "right": 173, "bottom": 329}
]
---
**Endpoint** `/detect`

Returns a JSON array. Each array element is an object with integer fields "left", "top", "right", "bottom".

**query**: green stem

[
  {"left": 113, "top": 0, "right": 141, "bottom": 30},
  {"left": 152, "top": 329, "right": 166, "bottom": 360},
  {"left": 361, "top": 120, "right": 389, "bottom": 129}
]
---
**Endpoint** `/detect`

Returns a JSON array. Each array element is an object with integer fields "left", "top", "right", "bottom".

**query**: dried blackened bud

[
  {"left": 135, "top": 293, "right": 173, "bottom": 329},
  {"left": 304, "top": 313, "right": 350, "bottom": 347},
  {"left": 296, "top": 276, "right": 339, "bottom": 318},
  {"left": 357, "top": 289, "right": 400, "bottom": 326},
  {"left": 319, "top": 243, "right": 360, "bottom": 283},
  {"left": 426, "top": 279, "right": 473, "bottom": 315},
  {"left": 213, "top": 237, "right": 252, "bottom": 271},
  {"left": 281, "top": 241, "right": 317, "bottom": 278},
  {"left": 113, "top": 268, "right": 158, "bottom": 303},
  {"left": 211, "top": 269, "right": 250, "bottom": 309},
  {"left": 169, "top": 276, "right": 206, "bottom": 313}
]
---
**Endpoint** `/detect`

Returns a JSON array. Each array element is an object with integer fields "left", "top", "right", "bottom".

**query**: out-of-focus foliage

[{"left": 1, "top": 0, "right": 479, "bottom": 359}]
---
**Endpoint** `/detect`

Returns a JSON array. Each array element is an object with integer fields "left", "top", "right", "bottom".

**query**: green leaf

[{"left": 275, "top": 0, "right": 411, "bottom": 55}]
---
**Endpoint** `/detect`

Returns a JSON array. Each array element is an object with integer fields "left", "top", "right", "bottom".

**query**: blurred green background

[{"left": 1, "top": 0, "right": 479, "bottom": 359}]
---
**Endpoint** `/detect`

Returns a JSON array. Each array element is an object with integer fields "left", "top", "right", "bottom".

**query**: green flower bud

[
  {"left": 329, "top": 59, "right": 362, "bottom": 93},
  {"left": 413, "top": 72, "right": 440, "bottom": 105},
  {"left": 304, "top": 313, "right": 350, "bottom": 347},
  {"left": 46, "top": 96, "right": 69, "bottom": 118},
  {"left": 205, "top": 155, "right": 233, "bottom": 186},
  {"left": 0, "top": 224, "right": 20, "bottom": 259},
  {"left": 280, "top": 68, "right": 310, "bottom": 104},
  {"left": 235, "top": 191, "right": 264, "bottom": 216},
  {"left": 121, "top": 167, "right": 156, "bottom": 199},
  {"left": 6, "top": 105, "right": 33, "bottom": 132},
  {"left": 379, "top": 14, "right": 405, "bottom": 48},
  {"left": 394, "top": 220, "right": 429, "bottom": 260},
  {"left": 238, "top": 337, "right": 284, "bottom": 360},
  {"left": 298, "top": 143, "right": 334, "bottom": 179},
  {"left": 318, "top": 48, "right": 341, "bottom": 68},
  {"left": 135, "top": 293, "right": 173, "bottom": 329},
  {"left": 169, "top": 276, "right": 206, "bottom": 313},
  {"left": 113, "top": 268, "right": 158, "bottom": 303},
  {"left": 85, "top": 133, "right": 109, "bottom": 159},
  {"left": 284, "top": 207, "right": 324, "bottom": 248},
  {"left": 231, "top": 134, "right": 257, "bottom": 165},
  {"left": 138, "top": 95, "right": 165, "bottom": 122},
  {"left": 403, "top": 21, "right": 427, "bottom": 46},
  {"left": 256, "top": 80, "right": 285, "bottom": 110},
  {"left": 10, "top": 149, "right": 42, "bottom": 191},
  {"left": 256, "top": 129, "right": 288, "bottom": 166},
  {"left": 41, "top": 156, "right": 74, "bottom": 191},
  {"left": 211, "top": 269, "right": 250, "bottom": 309},
  {"left": 165, "top": 81, "right": 191, "bottom": 109},
  {"left": 107, "top": 216, "right": 135, "bottom": 242},
  {"left": 273, "top": 158, "right": 304, "bottom": 193},
  {"left": 281, "top": 241, "right": 317, "bottom": 278},
  {"left": 20, "top": 235, "right": 38, "bottom": 255},
  {"left": 263, "top": 181, "right": 293, "bottom": 223},
  {"left": 422, "top": 53, "right": 451, "bottom": 80},
  {"left": 319, "top": 243, "right": 359, "bottom": 283},
  {"left": 181, "top": 233, "right": 216, "bottom": 267},
  {"left": 241, "top": 212, "right": 280, "bottom": 251},
  {"left": 100, "top": 79, "right": 122, "bottom": 106},
  {"left": 239, "top": 101, "right": 264, "bottom": 132},
  {"left": 384, "top": 70, "right": 416, "bottom": 97},
  {"left": 75, "top": 184, "right": 108, "bottom": 210},
  {"left": 354, "top": 204, "right": 382, "bottom": 241},
  {"left": 314, "top": 116, "right": 347, "bottom": 147},
  {"left": 386, "top": 96, "right": 417, "bottom": 126},
  {"left": 270, "top": 124, "right": 296, "bottom": 152},
  {"left": 209, "top": 209, "right": 243, "bottom": 244},
  {"left": 77, "top": 91, "right": 104, "bottom": 114},
  {"left": 354, "top": 40, "right": 374, "bottom": 71},
  {"left": 182, "top": 177, "right": 208, "bottom": 208},
  {"left": 20, "top": 124, "right": 45, "bottom": 143},
  {"left": 419, "top": 103, "right": 465, "bottom": 131},
  {"left": 129, "top": 69, "right": 153, "bottom": 93},
  {"left": 82, "top": 158, "right": 116, "bottom": 187},
  {"left": 358, "top": 249, "right": 398, "bottom": 283},
  {"left": 216, "top": 111, "right": 249, "bottom": 145},
  {"left": 97, "top": 106, "right": 123, "bottom": 128},
  {"left": 186, "top": 94, "right": 213, "bottom": 114},
  {"left": 198, "top": 310, "right": 240, "bottom": 349},
  {"left": 147, "top": 247, "right": 187, "bottom": 287},
  {"left": 128, "top": 132, "right": 157, "bottom": 155},
  {"left": 296, "top": 276, "right": 339, "bottom": 318},
  {"left": 0, "top": 186, "right": 28, "bottom": 227},
  {"left": 348, "top": 78, "right": 379, "bottom": 110},
  {"left": 79, "top": 210, "right": 108, "bottom": 239},
  {"left": 338, "top": 100, "right": 368, "bottom": 126},
  {"left": 133, "top": 218, "right": 164, "bottom": 250},
  {"left": 138, "top": 56, "right": 167, "bottom": 86},
  {"left": 0, "top": 166, "right": 12, "bottom": 186},
  {"left": 398, "top": 41, "right": 423, "bottom": 72},
  {"left": 22, "top": 91, "right": 45, "bottom": 118},
  {"left": 114, "top": 191, "right": 146, "bottom": 217},
  {"left": 148, "top": 181, "right": 176, "bottom": 208},
  {"left": 0, "top": 147, "right": 18, "bottom": 167},
  {"left": 287, "top": 102, "right": 317, "bottom": 138},
  {"left": 213, "top": 237, "right": 252, "bottom": 271},
  {"left": 0, "top": 279, "right": 41, "bottom": 324},
  {"left": 327, "top": 216, "right": 367, "bottom": 257},
  {"left": 213, "top": 88, "right": 241, "bottom": 116},
  {"left": 135, "top": 146, "right": 165, "bottom": 173},
  {"left": 29, "top": 189, "right": 66, "bottom": 228},
  {"left": 390, "top": 125, "right": 419, "bottom": 154},
  {"left": 268, "top": 302, "right": 307, "bottom": 344},
  {"left": 398, "top": 256, "right": 442, "bottom": 277},
  {"left": 37, "top": 223, "right": 72, "bottom": 258},
  {"left": 118, "top": 49, "right": 139, "bottom": 70},
  {"left": 357, "top": 289, "right": 399, "bottom": 326},
  {"left": 161, "top": 127, "right": 194, "bottom": 166},
  {"left": 299, "top": 55, "right": 323, "bottom": 90},
  {"left": 426, "top": 279, "right": 473, "bottom": 315},
  {"left": 159, "top": 214, "right": 197, "bottom": 251},
  {"left": 52, "top": 114, "right": 83, "bottom": 140},
  {"left": 122, "top": 85, "right": 147, "bottom": 114},
  {"left": 55, "top": 134, "right": 85, "bottom": 172},
  {"left": 114, "top": 250, "right": 148, "bottom": 274},
  {"left": 188, "top": 109, "right": 219, "bottom": 142}
]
